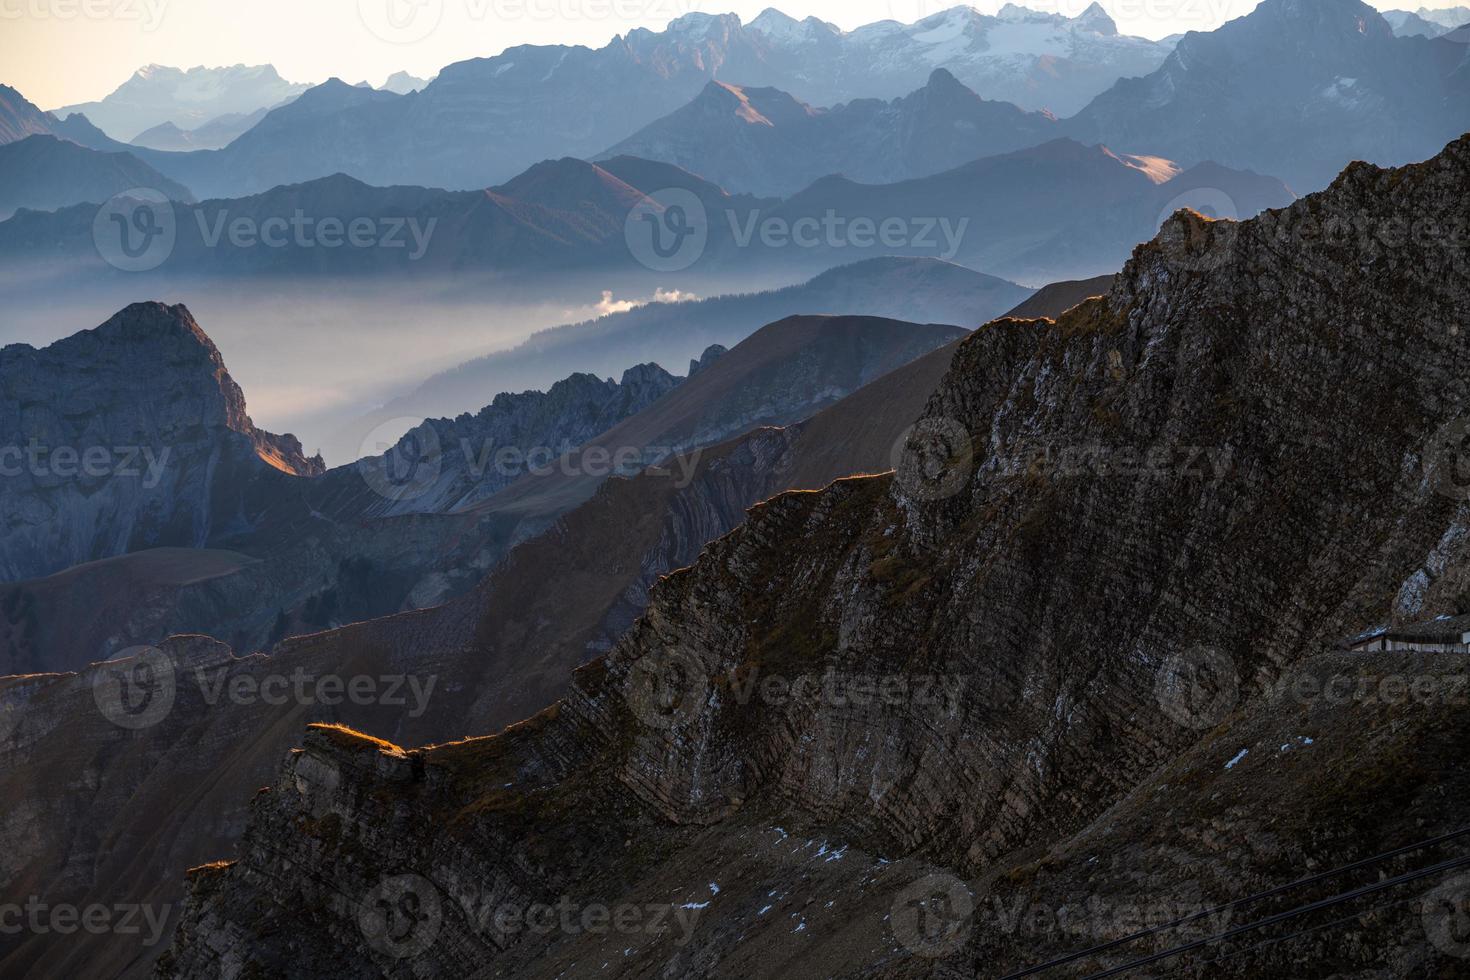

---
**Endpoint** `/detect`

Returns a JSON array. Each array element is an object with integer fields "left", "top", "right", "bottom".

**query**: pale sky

[{"left": 2, "top": 0, "right": 1464, "bottom": 109}]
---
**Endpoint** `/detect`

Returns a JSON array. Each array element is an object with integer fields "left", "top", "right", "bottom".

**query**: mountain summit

[{"left": 1068, "top": 0, "right": 1470, "bottom": 189}]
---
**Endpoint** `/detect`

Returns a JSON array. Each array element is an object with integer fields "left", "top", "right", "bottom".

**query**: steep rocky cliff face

[
  {"left": 0, "top": 311, "right": 979, "bottom": 979},
  {"left": 322, "top": 363, "right": 680, "bottom": 520},
  {"left": 1, "top": 308, "right": 962, "bottom": 680},
  {"left": 0, "top": 303, "right": 322, "bottom": 583},
  {"left": 158, "top": 135, "right": 1470, "bottom": 977}
]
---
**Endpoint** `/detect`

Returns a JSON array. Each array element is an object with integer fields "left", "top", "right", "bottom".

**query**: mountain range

[
  {"left": 365, "top": 256, "right": 1030, "bottom": 445},
  {"left": 4, "top": 132, "right": 1464, "bottom": 980},
  {"left": 129, "top": 108, "right": 272, "bottom": 152},
  {"left": 149, "top": 128, "right": 1470, "bottom": 980},
  {"left": 53, "top": 64, "right": 309, "bottom": 143},
  {"left": 1383, "top": 5, "right": 1470, "bottom": 35},
  {"left": 8, "top": 6, "right": 1168, "bottom": 198},
  {"left": 600, "top": 69, "right": 1061, "bottom": 197},
  {"left": 1071, "top": 0, "right": 1470, "bottom": 190},
  {"left": 0, "top": 140, "right": 1292, "bottom": 289},
  {"left": 2, "top": 1, "right": 1457, "bottom": 217},
  {"left": 0, "top": 281, "right": 1081, "bottom": 980}
]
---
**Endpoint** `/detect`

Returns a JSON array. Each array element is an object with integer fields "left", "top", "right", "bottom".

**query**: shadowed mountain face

[
  {"left": 0, "top": 303, "right": 320, "bottom": 583},
  {"left": 130, "top": 108, "right": 271, "bottom": 152},
  {"left": 0, "top": 85, "right": 55, "bottom": 144},
  {"left": 0, "top": 304, "right": 964, "bottom": 676},
  {"left": 146, "top": 134, "right": 1470, "bottom": 980},
  {"left": 0, "top": 135, "right": 194, "bottom": 219},
  {"left": 0, "top": 309, "right": 970, "bottom": 980},
  {"left": 1068, "top": 0, "right": 1470, "bottom": 191},
  {"left": 600, "top": 70, "right": 1060, "bottom": 197}
]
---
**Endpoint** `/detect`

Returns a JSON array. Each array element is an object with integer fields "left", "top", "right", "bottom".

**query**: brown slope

[{"left": 0, "top": 549, "right": 260, "bottom": 676}]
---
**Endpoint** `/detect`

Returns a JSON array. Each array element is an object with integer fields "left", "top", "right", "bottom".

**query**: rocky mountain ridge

[
  {"left": 156, "top": 133, "right": 1470, "bottom": 978},
  {"left": 0, "top": 311, "right": 978, "bottom": 980},
  {"left": 0, "top": 302, "right": 320, "bottom": 583},
  {"left": 22, "top": 6, "right": 1167, "bottom": 198},
  {"left": 600, "top": 69, "right": 1060, "bottom": 197}
]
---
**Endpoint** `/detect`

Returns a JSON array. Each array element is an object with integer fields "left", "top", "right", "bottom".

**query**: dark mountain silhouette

[{"left": 0, "top": 135, "right": 194, "bottom": 218}]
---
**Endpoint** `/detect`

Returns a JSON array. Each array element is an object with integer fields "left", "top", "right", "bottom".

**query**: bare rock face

[
  {"left": 0, "top": 311, "right": 977, "bottom": 979},
  {"left": 0, "top": 302, "right": 322, "bottom": 583},
  {"left": 156, "top": 138, "right": 1470, "bottom": 977},
  {"left": 343, "top": 364, "right": 680, "bottom": 519}
]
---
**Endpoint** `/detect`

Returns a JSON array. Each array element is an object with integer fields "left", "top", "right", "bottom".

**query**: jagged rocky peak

[
  {"left": 618, "top": 361, "right": 679, "bottom": 393},
  {"left": 158, "top": 135, "right": 1470, "bottom": 978},
  {"left": 7, "top": 302, "right": 320, "bottom": 477},
  {"left": 1074, "top": 0, "right": 1120, "bottom": 33},
  {"left": 0, "top": 302, "right": 322, "bottom": 581},
  {"left": 352, "top": 362, "right": 681, "bottom": 517}
]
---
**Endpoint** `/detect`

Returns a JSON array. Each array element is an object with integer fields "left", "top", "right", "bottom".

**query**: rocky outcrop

[
  {"left": 0, "top": 302, "right": 321, "bottom": 583},
  {"left": 339, "top": 363, "right": 679, "bottom": 518},
  {"left": 159, "top": 135, "right": 1470, "bottom": 977}
]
